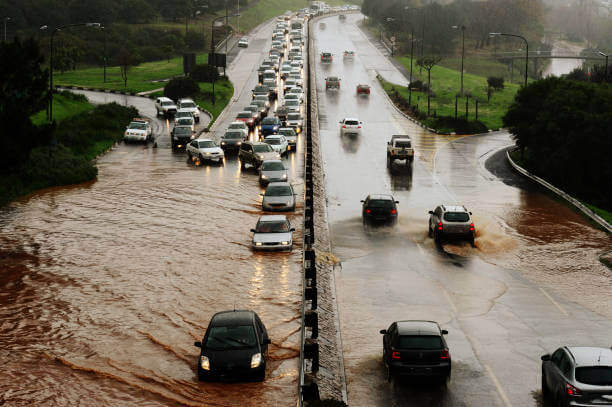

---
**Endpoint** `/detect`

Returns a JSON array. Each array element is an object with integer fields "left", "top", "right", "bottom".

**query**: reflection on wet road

[
  {"left": 0, "top": 19, "right": 303, "bottom": 407},
  {"left": 314, "top": 13, "right": 611, "bottom": 407}
]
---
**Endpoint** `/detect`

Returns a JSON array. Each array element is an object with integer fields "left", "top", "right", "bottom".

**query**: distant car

[
  {"left": 339, "top": 14, "right": 346, "bottom": 20},
  {"left": 175, "top": 109, "right": 194, "bottom": 124},
  {"left": 260, "top": 117, "right": 282, "bottom": 136},
  {"left": 177, "top": 98, "right": 200, "bottom": 122},
  {"left": 235, "top": 111, "right": 256, "bottom": 129},
  {"left": 253, "top": 94, "right": 271, "bottom": 110},
  {"left": 356, "top": 84, "right": 370, "bottom": 95},
  {"left": 278, "top": 127, "right": 297, "bottom": 151},
  {"left": 284, "top": 94, "right": 301, "bottom": 106},
  {"left": 239, "top": 141, "right": 280, "bottom": 169},
  {"left": 250, "top": 99, "right": 268, "bottom": 118},
  {"left": 285, "top": 112, "right": 303, "bottom": 134},
  {"left": 220, "top": 130, "right": 245, "bottom": 152},
  {"left": 243, "top": 105, "right": 262, "bottom": 122},
  {"left": 541, "top": 346, "right": 612, "bottom": 407},
  {"left": 251, "top": 215, "right": 295, "bottom": 251},
  {"left": 171, "top": 126, "right": 194, "bottom": 150},
  {"left": 361, "top": 194, "right": 399, "bottom": 225},
  {"left": 186, "top": 138, "right": 224, "bottom": 164},
  {"left": 238, "top": 37, "right": 249, "bottom": 47},
  {"left": 259, "top": 160, "right": 288, "bottom": 185},
  {"left": 252, "top": 85, "right": 272, "bottom": 101},
  {"left": 320, "top": 52, "right": 333, "bottom": 63},
  {"left": 290, "top": 60, "right": 302, "bottom": 70},
  {"left": 280, "top": 65, "right": 292, "bottom": 79},
  {"left": 326, "top": 76, "right": 341, "bottom": 90},
  {"left": 227, "top": 121, "right": 249, "bottom": 139},
  {"left": 175, "top": 116, "right": 195, "bottom": 133},
  {"left": 339, "top": 117, "right": 362, "bottom": 136},
  {"left": 428, "top": 205, "right": 475, "bottom": 246},
  {"left": 263, "top": 135, "right": 288, "bottom": 156},
  {"left": 124, "top": 118, "right": 152, "bottom": 143},
  {"left": 285, "top": 87, "right": 304, "bottom": 103},
  {"left": 284, "top": 99, "right": 301, "bottom": 113},
  {"left": 343, "top": 50, "right": 355, "bottom": 60},
  {"left": 380, "top": 320, "right": 450, "bottom": 383},
  {"left": 262, "top": 182, "right": 295, "bottom": 212},
  {"left": 194, "top": 310, "right": 270, "bottom": 381},
  {"left": 155, "top": 96, "right": 177, "bottom": 117}
]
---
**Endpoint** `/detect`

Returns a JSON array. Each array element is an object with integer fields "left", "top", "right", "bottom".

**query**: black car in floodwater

[
  {"left": 194, "top": 310, "right": 270, "bottom": 382},
  {"left": 361, "top": 194, "right": 399, "bottom": 225}
]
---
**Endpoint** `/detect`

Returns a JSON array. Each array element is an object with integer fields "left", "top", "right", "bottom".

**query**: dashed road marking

[
  {"left": 539, "top": 287, "right": 569, "bottom": 316},
  {"left": 484, "top": 364, "right": 513, "bottom": 407}
]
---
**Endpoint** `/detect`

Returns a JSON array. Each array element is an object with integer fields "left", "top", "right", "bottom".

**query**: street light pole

[
  {"left": 102, "top": 26, "right": 107, "bottom": 83},
  {"left": 490, "top": 32, "right": 529, "bottom": 87},
  {"left": 598, "top": 51, "right": 608, "bottom": 81},
  {"left": 452, "top": 25, "right": 466, "bottom": 95},
  {"left": 3, "top": 17, "right": 10, "bottom": 42},
  {"left": 210, "top": 13, "right": 238, "bottom": 104}
]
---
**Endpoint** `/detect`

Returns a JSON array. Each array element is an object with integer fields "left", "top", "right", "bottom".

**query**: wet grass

[
  {"left": 194, "top": 79, "right": 234, "bottom": 126},
  {"left": 31, "top": 92, "right": 94, "bottom": 126}
]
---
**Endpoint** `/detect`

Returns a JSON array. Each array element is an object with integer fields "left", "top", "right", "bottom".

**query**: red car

[
  {"left": 356, "top": 84, "right": 370, "bottom": 95},
  {"left": 235, "top": 111, "right": 255, "bottom": 129}
]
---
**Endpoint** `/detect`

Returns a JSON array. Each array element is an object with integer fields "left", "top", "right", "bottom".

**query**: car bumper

[
  {"left": 364, "top": 214, "right": 397, "bottom": 224},
  {"left": 252, "top": 242, "right": 293, "bottom": 251},
  {"left": 124, "top": 134, "right": 148, "bottom": 142},
  {"left": 263, "top": 203, "right": 293, "bottom": 212},
  {"left": 438, "top": 231, "right": 474, "bottom": 241},
  {"left": 389, "top": 362, "right": 450, "bottom": 378},
  {"left": 199, "top": 155, "right": 224, "bottom": 162},
  {"left": 198, "top": 364, "right": 264, "bottom": 382}
]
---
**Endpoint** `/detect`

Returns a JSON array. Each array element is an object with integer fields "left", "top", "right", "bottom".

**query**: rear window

[
  {"left": 237, "top": 112, "right": 251, "bottom": 118},
  {"left": 288, "top": 114, "right": 301, "bottom": 120},
  {"left": 345, "top": 120, "right": 359, "bottom": 125},
  {"left": 396, "top": 141, "right": 411, "bottom": 148},
  {"left": 443, "top": 212, "right": 470, "bottom": 222},
  {"left": 575, "top": 367, "right": 612, "bottom": 386},
  {"left": 368, "top": 199, "right": 393, "bottom": 208},
  {"left": 253, "top": 144, "right": 273, "bottom": 153},
  {"left": 396, "top": 335, "right": 443, "bottom": 350},
  {"left": 265, "top": 138, "right": 280, "bottom": 145}
]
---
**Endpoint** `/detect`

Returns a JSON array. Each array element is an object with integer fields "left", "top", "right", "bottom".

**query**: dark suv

[
  {"left": 380, "top": 320, "right": 451, "bottom": 383},
  {"left": 541, "top": 346, "right": 612, "bottom": 407},
  {"left": 194, "top": 310, "right": 270, "bottom": 382},
  {"left": 428, "top": 205, "right": 475, "bottom": 246},
  {"left": 361, "top": 194, "right": 399, "bottom": 225}
]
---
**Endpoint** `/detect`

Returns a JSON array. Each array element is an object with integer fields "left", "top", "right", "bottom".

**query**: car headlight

[
  {"left": 237, "top": 141, "right": 242, "bottom": 145},
  {"left": 190, "top": 135, "right": 196, "bottom": 139},
  {"left": 261, "top": 175, "right": 268, "bottom": 179},
  {"left": 281, "top": 174, "right": 287, "bottom": 179},
  {"left": 221, "top": 141, "right": 226, "bottom": 145},
  {"left": 251, "top": 353, "right": 262, "bottom": 368},
  {"left": 203, "top": 152, "right": 211, "bottom": 156},
  {"left": 281, "top": 241, "right": 289, "bottom": 245},
  {"left": 257, "top": 154, "right": 264, "bottom": 160},
  {"left": 200, "top": 356, "right": 210, "bottom": 370},
  {"left": 255, "top": 242, "right": 263, "bottom": 246}
]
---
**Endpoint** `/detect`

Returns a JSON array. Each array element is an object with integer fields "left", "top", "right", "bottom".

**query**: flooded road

[
  {"left": 542, "top": 40, "right": 585, "bottom": 77},
  {"left": 314, "top": 14, "right": 611, "bottom": 407},
  {"left": 0, "top": 19, "right": 303, "bottom": 407}
]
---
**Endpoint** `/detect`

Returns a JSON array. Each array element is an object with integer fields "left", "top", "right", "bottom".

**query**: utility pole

[
  {"left": 490, "top": 32, "right": 529, "bottom": 87},
  {"left": 3, "top": 17, "right": 10, "bottom": 42}
]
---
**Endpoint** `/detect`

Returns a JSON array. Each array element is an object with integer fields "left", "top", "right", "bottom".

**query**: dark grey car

[
  {"left": 261, "top": 182, "right": 295, "bottom": 212},
  {"left": 220, "top": 130, "right": 245, "bottom": 152},
  {"left": 541, "top": 346, "right": 612, "bottom": 407}
]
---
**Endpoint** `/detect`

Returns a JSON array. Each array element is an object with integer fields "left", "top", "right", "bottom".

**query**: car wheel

[
  {"left": 434, "top": 231, "right": 441, "bottom": 244},
  {"left": 240, "top": 159, "right": 245, "bottom": 169},
  {"left": 542, "top": 374, "right": 551, "bottom": 406},
  {"left": 254, "top": 370, "right": 266, "bottom": 382},
  {"left": 386, "top": 155, "right": 391, "bottom": 168},
  {"left": 385, "top": 364, "right": 392, "bottom": 383},
  {"left": 428, "top": 224, "right": 433, "bottom": 238},
  {"left": 469, "top": 236, "right": 476, "bottom": 248}
]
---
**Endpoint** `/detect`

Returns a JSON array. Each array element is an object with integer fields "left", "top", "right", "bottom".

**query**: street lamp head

[
  {"left": 489, "top": 32, "right": 501, "bottom": 37},
  {"left": 86, "top": 22, "right": 101, "bottom": 28},
  {"left": 598, "top": 51, "right": 608, "bottom": 57},
  {"left": 40, "top": 25, "right": 48, "bottom": 30}
]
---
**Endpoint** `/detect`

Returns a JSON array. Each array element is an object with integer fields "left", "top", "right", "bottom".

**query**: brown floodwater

[{"left": 0, "top": 128, "right": 304, "bottom": 406}]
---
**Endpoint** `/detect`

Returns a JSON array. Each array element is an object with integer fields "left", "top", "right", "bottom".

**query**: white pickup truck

[{"left": 387, "top": 135, "right": 414, "bottom": 167}]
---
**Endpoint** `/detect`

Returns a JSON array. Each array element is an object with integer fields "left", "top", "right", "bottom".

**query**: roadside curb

[{"left": 506, "top": 148, "right": 612, "bottom": 233}]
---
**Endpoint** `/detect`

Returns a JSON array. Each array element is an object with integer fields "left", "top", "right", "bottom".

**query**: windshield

[
  {"left": 345, "top": 120, "right": 359, "bottom": 125},
  {"left": 129, "top": 122, "right": 146, "bottom": 130},
  {"left": 162, "top": 101, "right": 174, "bottom": 106},
  {"left": 288, "top": 114, "right": 301, "bottom": 120},
  {"left": 443, "top": 212, "right": 470, "bottom": 222},
  {"left": 265, "top": 138, "right": 280, "bottom": 145},
  {"left": 262, "top": 161, "right": 285, "bottom": 171},
  {"left": 279, "top": 129, "right": 295, "bottom": 137},
  {"left": 253, "top": 144, "right": 273, "bottom": 153},
  {"left": 237, "top": 112, "right": 251, "bottom": 119},
  {"left": 198, "top": 140, "right": 215, "bottom": 148},
  {"left": 224, "top": 132, "right": 243, "bottom": 139},
  {"left": 254, "top": 86, "right": 268, "bottom": 92},
  {"left": 181, "top": 102, "right": 196, "bottom": 108},
  {"left": 265, "top": 185, "right": 292, "bottom": 196},
  {"left": 395, "top": 335, "right": 443, "bottom": 350},
  {"left": 262, "top": 118, "right": 278, "bottom": 125},
  {"left": 205, "top": 325, "right": 257, "bottom": 350},
  {"left": 229, "top": 123, "right": 245, "bottom": 129},
  {"left": 255, "top": 221, "right": 290, "bottom": 233},
  {"left": 177, "top": 112, "right": 191, "bottom": 117},
  {"left": 175, "top": 127, "right": 190, "bottom": 135},
  {"left": 286, "top": 100, "right": 298, "bottom": 106},
  {"left": 177, "top": 118, "right": 192, "bottom": 125},
  {"left": 575, "top": 367, "right": 612, "bottom": 386}
]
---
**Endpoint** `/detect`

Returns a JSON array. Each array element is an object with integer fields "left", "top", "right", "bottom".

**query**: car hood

[
  {"left": 222, "top": 138, "right": 242, "bottom": 145},
  {"left": 253, "top": 232, "right": 292, "bottom": 243},
  {"left": 198, "top": 147, "right": 224, "bottom": 154},
  {"left": 260, "top": 170, "right": 288, "bottom": 179},
  {"left": 257, "top": 152, "right": 280, "bottom": 160},
  {"left": 263, "top": 196, "right": 294, "bottom": 205}
]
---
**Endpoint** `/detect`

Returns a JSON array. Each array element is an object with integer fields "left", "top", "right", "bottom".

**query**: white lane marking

[
  {"left": 539, "top": 287, "right": 569, "bottom": 316},
  {"left": 484, "top": 364, "right": 513, "bottom": 407},
  {"left": 439, "top": 284, "right": 458, "bottom": 314}
]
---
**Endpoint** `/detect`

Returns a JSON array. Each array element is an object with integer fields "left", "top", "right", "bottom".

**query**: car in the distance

[
  {"left": 278, "top": 127, "right": 297, "bottom": 151},
  {"left": 361, "top": 194, "right": 399, "bottom": 225},
  {"left": 177, "top": 98, "right": 200, "bottom": 122},
  {"left": 286, "top": 112, "right": 303, "bottom": 134},
  {"left": 243, "top": 105, "right": 262, "bottom": 122},
  {"left": 380, "top": 320, "right": 451, "bottom": 383},
  {"left": 227, "top": 121, "right": 249, "bottom": 139},
  {"left": 194, "top": 310, "right": 270, "bottom": 381},
  {"left": 186, "top": 138, "right": 224, "bottom": 164},
  {"left": 239, "top": 141, "right": 281, "bottom": 169},
  {"left": 175, "top": 116, "right": 195, "bottom": 133},
  {"left": 251, "top": 215, "right": 295, "bottom": 251},
  {"left": 260, "top": 117, "right": 282, "bottom": 137},
  {"left": 235, "top": 111, "right": 256, "bottom": 129},
  {"left": 124, "top": 118, "right": 152, "bottom": 143},
  {"left": 541, "top": 346, "right": 612, "bottom": 407},
  {"left": 220, "top": 130, "right": 246, "bottom": 152},
  {"left": 284, "top": 99, "right": 301, "bottom": 113},
  {"left": 356, "top": 84, "right": 371, "bottom": 95},
  {"left": 238, "top": 37, "right": 249, "bottom": 47},
  {"left": 263, "top": 135, "right": 288, "bottom": 156},
  {"left": 259, "top": 160, "right": 288, "bottom": 185},
  {"left": 261, "top": 182, "right": 295, "bottom": 212},
  {"left": 171, "top": 125, "right": 194, "bottom": 150},
  {"left": 428, "top": 205, "right": 475, "bottom": 246},
  {"left": 343, "top": 50, "right": 355, "bottom": 60},
  {"left": 286, "top": 87, "right": 304, "bottom": 103},
  {"left": 155, "top": 96, "right": 177, "bottom": 117},
  {"left": 252, "top": 85, "right": 272, "bottom": 100},
  {"left": 320, "top": 52, "right": 333, "bottom": 63},
  {"left": 339, "top": 117, "right": 362, "bottom": 136},
  {"left": 326, "top": 76, "right": 341, "bottom": 90}
]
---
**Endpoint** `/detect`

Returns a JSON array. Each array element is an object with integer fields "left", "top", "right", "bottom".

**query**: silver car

[
  {"left": 286, "top": 112, "right": 304, "bottom": 134},
  {"left": 259, "top": 160, "right": 288, "bottom": 185},
  {"left": 261, "top": 182, "right": 295, "bottom": 212},
  {"left": 251, "top": 215, "right": 295, "bottom": 251},
  {"left": 428, "top": 205, "right": 475, "bottom": 246}
]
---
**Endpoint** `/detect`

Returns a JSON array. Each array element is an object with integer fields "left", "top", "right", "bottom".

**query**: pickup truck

[{"left": 387, "top": 135, "right": 414, "bottom": 167}]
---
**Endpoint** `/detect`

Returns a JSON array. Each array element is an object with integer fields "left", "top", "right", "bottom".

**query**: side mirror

[
  {"left": 264, "top": 338, "right": 271, "bottom": 345},
  {"left": 360, "top": 200, "right": 364, "bottom": 203},
  {"left": 194, "top": 341, "right": 202, "bottom": 348},
  {"left": 541, "top": 354, "right": 551, "bottom": 361},
  {"left": 250, "top": 228, "right": 256, "bottom": 233},
  {"left": 290, "top": 227, "right": 296, "bottom": 232},
  {"left": 339, "top": 121, "right": 342, "bottom": 124},
  {"left": 441, "top": 329, "right": 448, "bottom": 335},
  {"left": 469, "top": 212, "right": 472, "bottom": 215},
  {"left": 395, "top": 201, "right": 399, "bottom": 204},
  {"left": 428, "top": 210, "right": 434, "bottom": 215},
  {"left": 379, "top": 329, "right": 387, "bottom": 334}
]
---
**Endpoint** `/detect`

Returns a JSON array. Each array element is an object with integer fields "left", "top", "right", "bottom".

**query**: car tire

[
  {"left": 434, "top": 231, "right": 441, "bottom": 244},
  {"left": 385, "top": 364, "right": 392, "bottom": 383},
  {"left": 469, "top": 236, "right": 476, "bottom": 248},
  {"left": 542, "top": 374, "right": 551, "bottom": 406},
  {"left": 386, "top": 155, "right": 391, "bottom": 168},
  {"left": 428, "top": 224, "right": 433, "bottom": 238}
]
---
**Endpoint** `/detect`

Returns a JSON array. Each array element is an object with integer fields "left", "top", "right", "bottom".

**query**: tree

[
  {"left": 164, "top": 77, "right": 200, "bottom": 101},
  {"left": 117, "top": 48, "right": 132, "bottom": 88},
  {"left": 190, "top": 63, "right": 218, "bottom": 82},
  {"left": 416, "top": 56, "right": 442, "bottom": 116},
  {"left": 163, "top": 45, "right": 174, "bottom": 62}
]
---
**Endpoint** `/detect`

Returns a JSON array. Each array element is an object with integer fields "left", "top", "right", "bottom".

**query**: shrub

[
  {"left": 24, "top": 144, "right": 97, "bottom": 186},
  {"left": 487, "top": 76, "right": 504, "bottom": 90},
  {"left": 191, "top": 64, "right": 219, "bottom": 83},
  {"left": 164, "top": 77, "right": 200, "bottom": 101}
]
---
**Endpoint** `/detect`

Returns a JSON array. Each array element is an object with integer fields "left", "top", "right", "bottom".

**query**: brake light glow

[
  {"left": 440, "top": 349, "right": 449, "bottom": 359},
  {"left": 392, "top": 351, "right": 400, "bottom": 359},
  {"left": 342, "top": 125, "right": 346, "bottom": 128},
  {"left": 469, "top": 223, "right": 475, "bottom": 231},
  {"left": 566, "top": 382, "right": 581, "bottom": 396},
  {"left": 357, "top": 126, "right": 361, "bottom": 128},
  {"left": 390, "top": 209, "right": 397, "bottom": 215},
  {"left": 365, "top": 209, "right": 371, "bottom": 214},
  {"left": 437, "top": 222, "right": 443, "bottom": 231}
]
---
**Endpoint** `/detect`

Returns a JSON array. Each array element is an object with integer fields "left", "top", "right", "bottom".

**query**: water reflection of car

[
  {"left": 186, "top": 138, "right": 224, "bottom": 164},
  {"left": 541, "top": 346, "right": 612, "bottom": 407},
  {"left": 361, "top": 194, "right": 399, "bottom": 225},
  {"left": 263, "top": 135, "right": 288, "bottom": 156},
  {"left": 427, "top": 205, "right": 475, "bottom": 246},
  {"left": 259, "top": 160, "right": 288, "bottom": 186},
  {"left": 220, "top": 130, "right": 245, "bottom": 152},
  {"left": 171, "top": 126, "right": 194, "bottom": 150},
  {"left": 194, "top": 310, "right": 270, "bottom": 381},
  {"left": 124, "top": 119, "right": 152, "bottom": 143},
  {"left": 380, "top": 320, "right": 451, "bottom": 383},
  {"left": 251, "top": 215, "right": 295, "bottom": 251}
]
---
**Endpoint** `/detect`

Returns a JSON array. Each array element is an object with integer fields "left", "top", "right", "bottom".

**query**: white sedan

[
  {"left": 186, "top": 138, "right": 224, "bottom": 164},
  {"left": 339, "top": 117, "right": 362, "bottom": 136},
  {"left": 263, "top": 135, "right": 289, "bottom": 156}
]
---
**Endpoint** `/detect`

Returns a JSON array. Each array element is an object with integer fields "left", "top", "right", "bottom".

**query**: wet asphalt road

[
  {"left": 313, "top": 14, "right": 611, "bottom": 407},
  {"left": 0, "top": 19, "right": 305, "bottom": 407}
]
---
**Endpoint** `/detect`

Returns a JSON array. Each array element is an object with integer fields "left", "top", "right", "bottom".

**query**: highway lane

[
  {"left": 0, "top": 18, "right": 304, "bottom": 407},
  {"left": 313, "top": 13, "right": 611, "bottom": 407}
]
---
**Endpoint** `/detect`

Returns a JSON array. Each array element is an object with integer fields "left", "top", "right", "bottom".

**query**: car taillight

[
  {"left": 440, "top": 349, "right": 449, "bottom": 359},
  {"left": 566, "top": 382, "right": 581, "bottom": 396},
  {"left": 392, "top": 351, "right": 400, "bottom": 359},
  {"left": 469, "top": 223, "right": 475, "bottom": 231},
  {"left": 357, "top": 126, "right": 361, "bottom": 128},
  {"left": 390, "top": 209, "right": 397, "bottom": 215},
  {"left": 342, "top": 125, "right": 346, "bottom": 128},
  {"left": 437, "top": 221, "right": 443, "bottom": 231},
  {"left": 365, "top": 209, "right": 371, "bottom": 214}
]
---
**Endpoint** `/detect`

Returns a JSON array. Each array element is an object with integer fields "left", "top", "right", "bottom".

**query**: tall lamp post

[
  {"left": 598, "top": 51, "right": 608, "bottom": 81},
  {"left": 3, "top": 17, "right": 10, "bottom": 42},
  {"left": 102, "top": 25, "right": 107, "bottom": 83},
  {"left": 452, "top": 25, "right": 466, "bottom": 95},
  {"left": 49, "top": 23, "right": 101, "bottom": 122},
  {"left": 210, "top": 14, "right": 238, "bottom": 104},
  {"left": 490, "top": 32, "right": 529, "bottom": 87}
]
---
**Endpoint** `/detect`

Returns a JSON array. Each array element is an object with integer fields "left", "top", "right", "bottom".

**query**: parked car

[
  {"left": 171, "top": 126, "right": 194, "bottom": 150},
  {"left": 339, "top": 117, "right": 362, "bottom": 136},
  {"left": 259, "top": 160, "right": 288, "bottom": 185},
  {"left": 155, "top": 96, "right": 177, "bottom": 117},
  {"left": 261, "top": 182, "right": 296, "bottom": 212},
  {"left": 124, "top": 118, "right": 152, "bottom": 143},
  {"left": 186, "top": 138, "right": 224, "bottom": 164},
  {"left": 541, "top": 346, "right": 612, "bottom": 407},
  {"left": 238, "top": 37, "right": 249, "bottom": 47},
  {"left": 260, "top": 117, "right": 282, "bottom": 136},
  {"left": 286, "top": 112, "right": 303, "bottom": 134},
  {"left": 278, "top": 127, "right": 297, "bottom": 151},
  {"left": 194, "top": 310, "right": 270, "bottom": 381},
  {"left": 361, "top": 194, "right": 399, "bottom": 225},
  {"left": 220, "top": 130, "right": 246, "bottom": 152},
  {"left": 380, "top": 320, "right": 451, "bottom": 383},
  {"left": 239, "top": 141, "right": 280, "bottom": 169},
  {"left": 235, "top": 111, "right": 256, "bottom": 129},
  {"left": 177, "top": 98, "right": 200, "bottom": 122},
  {"left": 263, "top": 135, "right": 288, "bottom": 156},
  {"left": 251, "top": 215, "right": 295, "bottom": 251},
  {"left": 326, "top": 76, "right": 341, "bottom": 90},
  {"left": 428, "top": 205, "right": 475, "bottom": 246},
  {"left": 356, "top": 84, "right": 371, "bottom": 95}
]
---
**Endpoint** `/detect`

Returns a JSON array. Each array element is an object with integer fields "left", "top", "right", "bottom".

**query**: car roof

[
  {"left": 396, "top": 320, "right": 442, "bottom": 336},
  {"left": 258, "top": 215, "right": 288, "bottom": 222},
  {"left": 210, "top": 310, "right": 256, "bottom": 326},
  {"left": 267, "top": 182, "right": 292, "bottom": 188},
  {"left": 368, "top": 194, "right": 394, "bottom": 201},
  {"left": 158, "top": 96, "right": 174, "bottom": 102},
  {"left": 230, "top": 121, "right": 247, "bottom": 126},
  {"left": 567, "top": 347, "right": 612, "bottom": 367},
  {"left": 440, "top": 205, "right": 468, "bottom": 212},
  {"left": 179, "top": 98, "right": 195, "bottom": 103}
]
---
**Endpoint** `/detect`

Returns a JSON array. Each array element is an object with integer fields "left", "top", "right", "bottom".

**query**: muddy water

[{"left": 0, "top": 130, "right": 304, "bottom": 405}]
